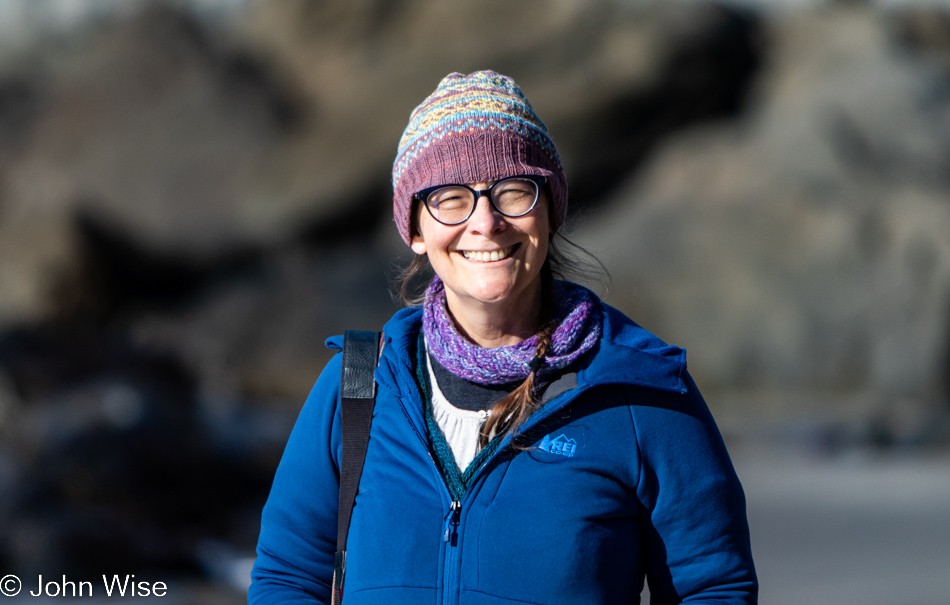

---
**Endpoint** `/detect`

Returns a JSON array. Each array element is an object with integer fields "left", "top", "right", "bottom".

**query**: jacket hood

[{"left": 580, "top": 303, "right": 688, "bottom": 394}]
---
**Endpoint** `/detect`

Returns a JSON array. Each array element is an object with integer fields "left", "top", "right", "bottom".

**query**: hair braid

[{"left": 478, "top": 322, "right": 554, "bottom": 449}]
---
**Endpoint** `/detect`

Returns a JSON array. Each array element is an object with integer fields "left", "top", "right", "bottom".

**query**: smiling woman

[{"left": 248, "top": 71, "right": 758, "bottom": 605}]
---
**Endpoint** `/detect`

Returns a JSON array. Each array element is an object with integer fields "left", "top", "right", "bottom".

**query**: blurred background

[{"left": 0, "top": 0, "right": 948, "bottom": 603}]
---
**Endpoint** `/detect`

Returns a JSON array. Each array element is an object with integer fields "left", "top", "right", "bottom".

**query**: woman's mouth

[{"left": 461, "top": 244, "right": 518, "bottom": 262}]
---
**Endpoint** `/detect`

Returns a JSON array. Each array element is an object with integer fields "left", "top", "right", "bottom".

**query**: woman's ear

[
  {"left": 410, "top": 232, "right": 426, "bottom": 255},
  {"left": 409, "top": 200, "right": 427, "bottom": 255}
]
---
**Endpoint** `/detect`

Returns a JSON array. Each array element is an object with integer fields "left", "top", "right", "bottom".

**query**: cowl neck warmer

[{"left": 422, "top": 276, "right": 602, "bottom": 385}]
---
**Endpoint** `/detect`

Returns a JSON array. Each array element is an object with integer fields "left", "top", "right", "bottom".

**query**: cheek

[
  {"left": 533, "top": 236, "right": 550, "bottom": 264},
  {"left": 416, "top": 215, "right": 461, "bottom": 256},
  {"left": 532, "top": 211, "right": 552, "bottom": 245},
  {"left": 529, "top": 216, "right": 551, "bottom": 263},
  {"left": 534, "top": 197, "right": 553, "bottom": 239}
]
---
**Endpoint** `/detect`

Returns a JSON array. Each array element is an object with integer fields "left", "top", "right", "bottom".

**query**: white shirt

[{"left": 426, "top": 350, "right": 490, "bottom": 472}]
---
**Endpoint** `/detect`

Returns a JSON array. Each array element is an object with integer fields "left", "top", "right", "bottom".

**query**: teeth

[{"left": 463, "top": 246, "right": 513, "bottom": 262}]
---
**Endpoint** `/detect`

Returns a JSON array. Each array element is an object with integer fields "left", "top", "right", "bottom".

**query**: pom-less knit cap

[{"left": 392, "top": 71, "right": 568, "bottom": 246}]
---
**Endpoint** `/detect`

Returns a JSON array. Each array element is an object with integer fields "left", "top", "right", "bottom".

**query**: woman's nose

[{"left": 467, "top": 195, "right": 505, "bottom": 234}]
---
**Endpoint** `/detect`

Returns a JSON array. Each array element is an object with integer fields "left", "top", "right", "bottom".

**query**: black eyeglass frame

[{"left": 413, "top": 175, "right": 548, "bottom": 226}]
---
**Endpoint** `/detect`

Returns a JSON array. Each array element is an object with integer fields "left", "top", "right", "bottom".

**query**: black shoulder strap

[{"left": 332, "top": 329, "right": 381, "bottom": 605}]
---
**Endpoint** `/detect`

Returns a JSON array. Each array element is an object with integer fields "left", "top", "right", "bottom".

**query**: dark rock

[
  {"left": 292, "top": 178, "right": 391, "bottom": 248},
  {"left": 0, "top": 325, "right": 276, "bottom": 577},
  {"left": 0, "top": 324, "right": 194, "bottom": 404},
  {"left": 50, "top": 207, "right": 265, "bottom": 323}
]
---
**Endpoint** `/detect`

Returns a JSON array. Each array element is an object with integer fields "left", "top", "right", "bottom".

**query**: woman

[{"left": 249, "top": 71, "right": 757, "bottom": 604}]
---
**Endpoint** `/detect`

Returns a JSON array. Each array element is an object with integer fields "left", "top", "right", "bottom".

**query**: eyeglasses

[{"left": 414, "top": 175, "right": 547, "bottom": 226}]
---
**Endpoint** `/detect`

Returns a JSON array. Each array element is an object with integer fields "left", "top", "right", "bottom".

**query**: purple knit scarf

[{"left": 422, "top": 276, "right": 602, "bottom": 385}]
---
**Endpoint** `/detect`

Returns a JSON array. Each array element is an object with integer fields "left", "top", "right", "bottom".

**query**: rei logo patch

[{"left": 538, "top": 433, "right": 577, "bottom": 458}]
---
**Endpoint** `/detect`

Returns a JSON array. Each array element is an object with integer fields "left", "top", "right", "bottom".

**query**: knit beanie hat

[{"left": 392, "top": 71, "right": 568, "bottom": 245}]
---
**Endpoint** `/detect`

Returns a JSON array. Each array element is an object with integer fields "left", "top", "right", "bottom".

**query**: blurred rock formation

[{"left": 578, "top": 5, "right": 950, "bottom": 448}]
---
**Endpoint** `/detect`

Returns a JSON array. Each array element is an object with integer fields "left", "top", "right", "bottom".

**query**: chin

[{"left": 466, "top": 285, "right": 515, "bottom": 305}]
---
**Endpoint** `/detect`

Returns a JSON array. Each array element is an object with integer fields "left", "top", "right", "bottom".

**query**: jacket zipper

[
  {"left": 442, "top": 500, "right": 461, "bottom": 545},
  {"left": 441, "top": 500, "right": 462, "bottom": 605},
  {"left": 396, "top": 389, "right": 465, "bottom": 605},
  {"left": 398, "top": 372, "right": 589, "bottom": 605}
]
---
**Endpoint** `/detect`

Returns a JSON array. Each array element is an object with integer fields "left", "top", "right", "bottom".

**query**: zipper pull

[{"left": 443, "top": 500, "right": 461, "bottom": 543}]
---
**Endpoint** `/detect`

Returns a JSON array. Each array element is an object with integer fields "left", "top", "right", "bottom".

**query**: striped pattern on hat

[{"left": 392, "top": 71, "right": 568, "bottom": 245}]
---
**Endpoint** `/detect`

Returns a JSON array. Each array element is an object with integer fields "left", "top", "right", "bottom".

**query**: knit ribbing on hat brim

[{"left": 393, "top": 131, "right": 568, "bottom": 246}]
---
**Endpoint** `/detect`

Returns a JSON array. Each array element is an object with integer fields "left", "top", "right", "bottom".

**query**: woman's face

[{"left": 410, "top": 182, "right": 551, "bottom": 315}]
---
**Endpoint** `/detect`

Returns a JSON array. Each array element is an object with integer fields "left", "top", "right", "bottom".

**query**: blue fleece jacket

[{"left": 249, "top": 301, "right": 757, "bottom": 604}]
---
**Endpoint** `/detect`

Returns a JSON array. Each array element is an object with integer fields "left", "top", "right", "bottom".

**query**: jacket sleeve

[
  {"left": 629, "top": 372, "right": 758, "bottom": 604},
  {"left": 248, "top": 352, "right": 343, "bottom": 605}
]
